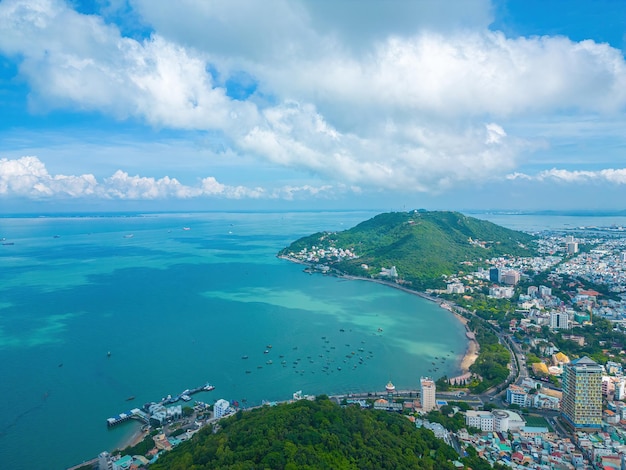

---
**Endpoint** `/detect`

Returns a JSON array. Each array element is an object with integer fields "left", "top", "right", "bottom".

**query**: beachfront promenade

[{"left": 328, "top": 389, "right": 483, "bottom": 408}]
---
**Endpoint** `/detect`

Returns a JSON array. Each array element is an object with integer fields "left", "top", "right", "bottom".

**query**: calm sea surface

[
  {"left": 3, "top": 211, "right": 616, "bottom": 469},
  {"left": 0, "top": 211, "right": 471, "bottom": 469}
]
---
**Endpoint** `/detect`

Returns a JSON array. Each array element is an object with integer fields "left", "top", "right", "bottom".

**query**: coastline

[
  {"left": 279, "top": 256, "right": 480, "bottom": 375},
  {"left": 117, "top": 426, "right": 149, "bottom": 454}
]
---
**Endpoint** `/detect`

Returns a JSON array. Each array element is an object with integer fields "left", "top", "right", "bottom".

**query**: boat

[
  {"left": 181, "top": 395, "right": 191, "bottom": 402},
  {"left": 245, "top": 370, "right": 251, "bottom": 374},
  {"left": 107, "top": 351, "right": 111, "bottom": 358},
  {"left": 182, "top": 227, "right": 191, "bottom": 231},
  {"left": 203, "top": 384, "right": 215, "bottom": 391},
  {"left": 123, "top": 234, "right": 134, "bottom": 239},
  {"left": 377, "top": 328, "right": 383, "bottom": 332},
  {"left": 241, "top": 355, "right": 248, "bottom": 359},
  {"left": 266, "top": 360, "right": 273, "bottom": 365},
  {"left": 264, "top": 350, "right": 270, "bottom": 354},
  {"left": 126, "top": 396, "right": 135, "bottom": 401},
  {"left": 266, "top": 344, "right": 272, "bottom": 349}
]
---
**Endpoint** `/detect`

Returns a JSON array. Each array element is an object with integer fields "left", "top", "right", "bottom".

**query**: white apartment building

[
  {"left": 466, "top": 410, "right": 494, "bottom": 431},
  {"left": 550, "top": 311, "right": 569, "bottom": 330},
  {"left": 466, "top": 410, "right": 526, "bottom": 432},
  {"left": 213, "top": 399, "right": 231, "bottom": 419},
  {"left": 539, "top": 285, "right": 552, "bottom": 298},
  {"left": 507, "top": 385, "right": 528, "bottom": 407}
]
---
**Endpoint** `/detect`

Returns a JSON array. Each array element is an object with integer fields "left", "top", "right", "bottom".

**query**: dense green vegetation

[
  {"left": 151, "top": 397, "right": 462, "bottom": 470},
  {"left": 280, "top": 211, "right": 536, "bottom": 289},
  {"left": 467, "top": 317, "right": 511, "bottom": 393}
]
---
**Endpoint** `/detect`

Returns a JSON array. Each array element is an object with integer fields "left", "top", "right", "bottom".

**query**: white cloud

[
  {"left": 0, "top": 156, "right": 336, "bottom": 200},
  {"left": 506, "top": 168, "right": 626, "bottom": 185},
  {"left": 1, "top": 0, "right": 626, "bottom": 197},
  {"left": 0, "top": 156, "right": 98, "bottom": 197}
]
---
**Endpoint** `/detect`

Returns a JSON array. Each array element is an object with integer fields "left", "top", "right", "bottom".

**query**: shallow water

[{"left": 0, "top": 211, "right": 468, "bottom": 469}]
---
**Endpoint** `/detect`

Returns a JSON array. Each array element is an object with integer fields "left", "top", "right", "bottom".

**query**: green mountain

[
  {"left": 279, "top": 211, "right": 536, "bottom": 289},
  {"left": 150, "top": 397, "right": 461, "bottom": 470}
]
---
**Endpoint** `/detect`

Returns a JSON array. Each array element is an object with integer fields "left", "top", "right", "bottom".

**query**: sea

[{"left": 2, "top": 210, "right": 626, "bottom": 469}]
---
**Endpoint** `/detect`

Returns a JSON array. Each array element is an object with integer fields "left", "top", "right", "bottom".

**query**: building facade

[
  {"left": 213, "top": 399, "right": 231, "bottom": 419},
  {"left": 560, "top": 356, "right": 602, "bottom": 431},
  {"left": 550, "top": 311, "right": 569, "bottom": 330},
  {"left": 420, "top": 376, "right": 436, "bottom": 412},
  {"left": 489, "top": 267, "right": 501, "bottom": 283}
]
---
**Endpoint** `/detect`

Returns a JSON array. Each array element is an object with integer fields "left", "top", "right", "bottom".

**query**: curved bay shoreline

[
  {"left": 115, "top": 258, "right": 479, "bottom": 454},
  {"left": 279, "top": 255, "right": 480, "bottom": 377}
]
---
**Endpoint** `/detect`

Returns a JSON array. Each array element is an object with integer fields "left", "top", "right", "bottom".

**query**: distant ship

[
  {"left": 182, "top": 227, "right": 191, "bottom": 231},
  {"left": 126, "top": 396, "right": 135, "bottom": 401},
  {"left": 123, "top": 234, "right": 134, "bottom": 239},
  {"left": 241, "top": 355, "right": 249, "bottom": 359}
]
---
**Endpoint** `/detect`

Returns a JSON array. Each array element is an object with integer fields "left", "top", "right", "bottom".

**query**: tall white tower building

[{"left": 420, "top": 376, "right": 436, "bottom": 412}]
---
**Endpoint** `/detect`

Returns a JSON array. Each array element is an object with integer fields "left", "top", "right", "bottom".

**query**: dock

[
  {"left": 106, "top": 382, "right": 214, "bottom": 427},
  {"left": 160, "top": 382, "right": 215, "bottom": 405},
  {"left": 106, "top": 408, "right": 142, "bottom": 427}
]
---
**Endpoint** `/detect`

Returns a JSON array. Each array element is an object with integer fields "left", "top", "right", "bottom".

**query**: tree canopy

[
  {"left": 151, "top": 397, "right": 461, "bottom": 470},
  {"left": 280, "top": 211, "right": 536, "bottom": 289}
]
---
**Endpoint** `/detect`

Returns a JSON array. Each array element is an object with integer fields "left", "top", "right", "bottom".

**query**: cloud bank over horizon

[{"left": 1, "top": 0, "right": 625, "bottom": 209}]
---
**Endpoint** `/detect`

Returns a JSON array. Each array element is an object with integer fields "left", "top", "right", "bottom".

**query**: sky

[{"left": 0, "top": 0, "right": 625, "bottom": 213}]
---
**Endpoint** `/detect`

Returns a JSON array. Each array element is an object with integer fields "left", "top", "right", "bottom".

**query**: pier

[
  {"left": 106, "top": 382, "right": 214, "bottom": 427},
  {"left": 106, "top": 409, "right": 142, "bottom": 427}
]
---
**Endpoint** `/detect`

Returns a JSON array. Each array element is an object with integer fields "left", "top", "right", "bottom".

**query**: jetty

[
  {"left": 106, "top": 408, "right": 146, "bottom": 427},
  {"left": 160, "top": 382, "right": 215, "bottom": 405},
  {"left": 106, "top": 382, "right": 215, "bottom": 427}
]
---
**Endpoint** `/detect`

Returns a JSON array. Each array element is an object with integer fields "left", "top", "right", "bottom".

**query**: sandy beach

[{"left": 118, "top": 427, "right": 150, "bottom": 452}]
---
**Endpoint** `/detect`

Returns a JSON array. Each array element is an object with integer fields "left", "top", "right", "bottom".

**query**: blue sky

[{"left": 1, "top": 0, "right": 625, "bottom": 212}]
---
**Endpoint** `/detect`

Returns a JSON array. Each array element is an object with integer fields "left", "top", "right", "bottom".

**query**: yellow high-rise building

[{"left": 560, "top": 356, "right": 602, "bottom": 430}]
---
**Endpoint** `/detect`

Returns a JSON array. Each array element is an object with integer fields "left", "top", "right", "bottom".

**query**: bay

[{"left": 0, "top": 211, "right": 468, "bottom": 470}]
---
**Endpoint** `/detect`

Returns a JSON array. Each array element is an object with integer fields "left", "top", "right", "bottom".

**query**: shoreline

[
  {"left": 116, "top": 425, "right": 149, "bottom": 455},
  {"left": 279, "top": 256, "right": 480, "bottom": 375},
  {"left": 111, "top": 261, "right": 479, "bottom": 456}
]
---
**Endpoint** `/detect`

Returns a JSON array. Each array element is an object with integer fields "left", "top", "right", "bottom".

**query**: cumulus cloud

[
  {"left": 506, "top": 168, "right": 626, "bottom": 184},
  {"left": 1, "top": 0, "right": 626, "bottom": 196},
  {"left": 0, "top": 156, "right": 98, "bottom": 197},
  {"left": 0, "top": 156, "right": 337, "bottom": 200}
]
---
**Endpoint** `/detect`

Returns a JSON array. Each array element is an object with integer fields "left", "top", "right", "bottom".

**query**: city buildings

[{"left": 560, "top": 356, "right": 603, "bottom": 431}]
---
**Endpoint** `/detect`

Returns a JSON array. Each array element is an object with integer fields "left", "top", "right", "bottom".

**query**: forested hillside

[
  {"left": 150, "top": 397, "right": 460, "bottom": 470},
  {"left": 280, "top": 211, "right": 536, "bottom": 289}
]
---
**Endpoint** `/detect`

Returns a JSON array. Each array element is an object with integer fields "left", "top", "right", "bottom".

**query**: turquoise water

[{"left": 0, "top": 211, "right": 468, "bottom": 469}]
